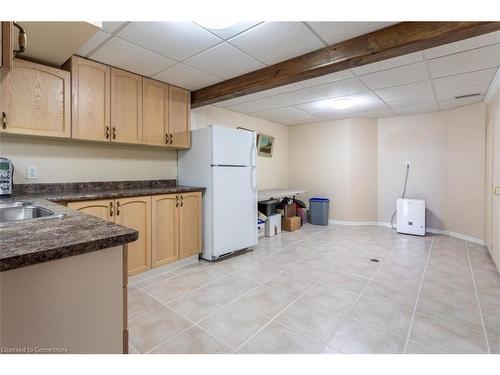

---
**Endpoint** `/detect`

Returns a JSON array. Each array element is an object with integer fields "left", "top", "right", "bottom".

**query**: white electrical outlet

[{"left": 26, "top": 165, "right": 38, "bottom": 180}]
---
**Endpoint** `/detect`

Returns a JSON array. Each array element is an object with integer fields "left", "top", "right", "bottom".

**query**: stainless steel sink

[
  {"left": 0, "top": 201, "right": 32, "bottom": 209},
  {"left": 0, "top": 204, "right": 64, "bottom": 223}
]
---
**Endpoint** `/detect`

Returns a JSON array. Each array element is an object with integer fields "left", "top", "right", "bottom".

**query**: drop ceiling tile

[
  {"left": 270, "top": 88, "right": 324, "bottom": 106},
  {"left": 118, "top": 22, "right": 222, "bottom": 61},
  {"left": 351, "top": 52, "right": 423, "bottom": 75},
  {"left": 353, "top": 108, "right": 396, "bottom": 118},
  {"left": 433, "top": 68, "right": 497, "bottom": 93},
  {"left": 340, "top": 92, "right": 387, "bottom": 111},
  {"left": 315, "top": 109, "right": 352, "bottom": 121},
  {"left": 300, "top": 70, "right": 354, "bottom": 88},
  {"left": 252, "top": 107, "right": 317, "bottom": 122},
  {"left": 359, "top": 62, "right": 429, "bottom": 90},
  {"left": 195, "top": 22, "right": 263, "bottom": 40},
  {"left": 259, "top": 82, "right": 306, "bottom": 97},
  {"left": 184, "top": 42, "right": 265, "bottom": 79},
  {"left": 152, "top": 63, "right": 222, "bottom": 90},
  {"left": 424, "top": 31, "right": 500, "bottom": 59},
  {"left": 76, "top": 31, "right": 110, "bottom": 57},
  {"left": 214, "top": 92, "right": 265, "bottom": 108},
  {"left": 309, "top": 77, "right": 367, "bottom": 99},
  {"left": 435, "top": 84, "right": 491, "bottom": 101},
  {"left": 102, "top": 22, "right": 126, "bottom": 34},
  {"left": 375, "top": 81, "right": 434, "bottom": 107},
  {"left": 91, "top": 37, "right": 177, "bottom": 77},
  {"left": 225, "top": 97, "right": 283, "bottom": 113},
  {"left": 428, "top": 44, "right": 500, "bottom": 78},
  {"left": 393, "top": 101, "right": 439, "bottom": 116},
  {"left": 294, "top": 100, "right": 333, "bottom": 114},
  {"left": 439, "top": 95, "right": 485, "bottom": 110},
  {"left": 306, "top": 22, "right": 397, "bottom": 45},
  {"left": 229, "top": 22, "right": 325, "bottom": 65}
]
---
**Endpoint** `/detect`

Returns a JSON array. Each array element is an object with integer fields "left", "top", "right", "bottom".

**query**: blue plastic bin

[{"left": 309, "top": 198, "right": 330, "bottom": 225}]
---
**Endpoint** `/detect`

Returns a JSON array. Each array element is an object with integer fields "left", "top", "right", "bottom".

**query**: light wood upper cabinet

[
  {"left": 111, "top": 68, "right": 143, "bottom": 144},
  {"left": 67, "top": 199, "right": 114, "bottom": 222},
  {"left": 151, "top": 194, "right": 179, "bottom": 267},
  {"left": 178, "top": 192, "right": 202, "bottom": 259},
  {"left": 142, "top": 78, "right": 168, "bottom": 146},
  {"left": 68, "top": 56, "right": 110, "bottom": 141},
  {"left": 0, "top": 58, "right": 70, "bottom": 137},
  {"left": 169, "top": 85, "right": 190, "bottom": 148},
  {"left": 1, "top": 22, "right": 13, "bottom": 71},
  {"left": 114, "top": 196, "right": 151, "bottom": 276}
]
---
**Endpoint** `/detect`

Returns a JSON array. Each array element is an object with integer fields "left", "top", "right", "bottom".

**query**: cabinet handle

[
  {"left": 169, "top": 134, "right": 173, "bottom": 145},
  {"left": 109, "top": 201, "right": 114, "bottom": 217},
  {"left": 105, "top": 126, "right": 110, "bottom": 139},
  {"left": 175, "top": 195, "right": 179, "bottom": 207},
  {"left": 1, "top": 112, "right": 7, "bottom": 129},
  {"left": 116, "top": 201, "right": 121, "bottom": 215},
  {"left": 165, "top": 133, "right": 169, "bottom": 144},
  {"left": 180, "top": 195, "right": 183, "bottom": 207},
  {"left": 112, "top": 126, "right": 117, "bottom": 139}
]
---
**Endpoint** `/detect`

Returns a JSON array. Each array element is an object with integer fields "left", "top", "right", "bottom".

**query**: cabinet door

[
  {"left": 142, "top": 78, "right": 168, "bottom": 146},
  {"left": 178, "top": 192, "right": 202, "bottom": 259},
  {"left": 168, "top": 86, "right": 190, "bottom": 148},
  {"left": 67, "top": 199, "right": 114, "bottom": 222},
  {"left": 70, "top": 56, "right": 111, "bottom": 141},
  {"left": 115, "top": 196, "right": 151, "bottom": 276},
  {"left": 1, "top": 22, "right": 13, "bottom": 71},
  {"left": 151, "top": 194, "right": 179, "bottom": 267},
  {"left": 0, "top": 59, "right": 70, "bottom": 137},
  {"left": 111, "top": 68, "right": 143, "bottom": 144}
]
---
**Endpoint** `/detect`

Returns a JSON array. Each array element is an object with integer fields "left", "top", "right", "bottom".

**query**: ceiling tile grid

[{"left": 81, "top": 22, "right": 500, "bottom": 125}]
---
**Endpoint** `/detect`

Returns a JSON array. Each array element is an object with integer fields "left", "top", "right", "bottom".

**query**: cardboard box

[
  {"left": 283, "top": 203, "right": 296, "bottom": 218},
  {"left": 282, "top": 216, "right": 301, "bottom": 232}
]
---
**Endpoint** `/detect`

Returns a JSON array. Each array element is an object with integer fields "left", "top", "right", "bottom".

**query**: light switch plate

[{"left": 26, "top": 165, "right": 38, "bottom": 180}]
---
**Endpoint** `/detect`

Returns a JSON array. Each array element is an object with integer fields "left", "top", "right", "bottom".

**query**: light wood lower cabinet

[
  {"left": 67, "top": 196, "right": 152, "bottom": 276},
  {"left": 0, "top": 58, "right": 70, "bottom": 138},
  {"left": 67, "top": 192, "right": 202, "bottom": 275},
  {"left": 178, "top": 192, "right": 202, "bottom": 259},
  {"left": 67, "top": 199, "right": 114, "bottom": 222},
  {"left": 152, "top": 194, "right": 179, "bottom": 267},
  {"left": 151, "top": 192, "right": 202, "bottom": 267}
]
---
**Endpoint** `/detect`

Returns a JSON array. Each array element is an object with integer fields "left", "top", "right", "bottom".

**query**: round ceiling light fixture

[
  {"left": 328, "top": 98, "right": 354, "bottom": 109},
  {"left": 196, "top": 21, "right": 237, "bottom": 30}
]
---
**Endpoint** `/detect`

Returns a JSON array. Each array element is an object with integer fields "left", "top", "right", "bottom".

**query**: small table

[{"left": 257, "top": 189, "right": 307, "bottom": 202}]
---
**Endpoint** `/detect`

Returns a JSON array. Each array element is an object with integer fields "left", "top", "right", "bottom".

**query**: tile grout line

[
  {"left": 136, "top": 229, "right": 335, "bottom": 353},
  {"left": 231, "top": 231, "right": 390, "bottom": 353},
  {"left": 465, "top": 242, "right": 491, "bottom": 354},
  {"left": 322, "top": 236, "right": 406, "bottom": 352},
  {"left": 402, "top": 235, "right": 435, "bottom": 353}
]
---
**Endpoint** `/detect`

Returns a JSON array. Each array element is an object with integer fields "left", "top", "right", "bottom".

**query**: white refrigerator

[{"left": 178, "top": 126, "right": 258, "bottom": 261}]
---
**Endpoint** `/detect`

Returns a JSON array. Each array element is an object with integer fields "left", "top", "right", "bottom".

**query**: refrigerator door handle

[
  {"left": 251, "top": 166, "right": 257, "bottom": 193},
  {"left": 250, "top": 134, "right": 257, "bottom": 167}
]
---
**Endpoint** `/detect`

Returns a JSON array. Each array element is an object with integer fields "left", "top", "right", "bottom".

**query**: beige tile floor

[{"left": 128, "top": 224, "right": 500, "bottom": 354}]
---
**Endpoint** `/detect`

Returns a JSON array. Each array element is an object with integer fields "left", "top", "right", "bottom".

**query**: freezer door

[
  {"left": 211, "top": 166, "right": 257, "bottom": 258},
  {"left": 211, "top": 126, "right": 256, "bottom": 167}
]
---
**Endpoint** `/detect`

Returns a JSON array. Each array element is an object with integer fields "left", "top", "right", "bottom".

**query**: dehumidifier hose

[{"left": 390, "top": 163, "right": 410, "bottom": 229}]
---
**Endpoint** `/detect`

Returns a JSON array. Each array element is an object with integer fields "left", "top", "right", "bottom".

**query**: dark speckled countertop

[{"left": 0, "top": 180, "right": 205, "bottom": 272}]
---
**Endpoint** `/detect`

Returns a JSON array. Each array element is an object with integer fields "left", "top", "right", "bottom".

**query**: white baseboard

[{"left": 329, "top": 219, "right": 485, "bottom": 246}]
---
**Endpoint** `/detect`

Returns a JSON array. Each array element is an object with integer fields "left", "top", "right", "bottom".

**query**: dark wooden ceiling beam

[{"left": 191, "top": 22, "right": 500, "bottom": 108}]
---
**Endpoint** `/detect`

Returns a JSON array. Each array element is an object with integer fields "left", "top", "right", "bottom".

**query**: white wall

[
  {"left": 378, "top": 103, "right": 485, "bottom": 240},
  {"left": 288, "top": 118, "right": 378, "bottom": 222},
  {"left": 0, "top": 136, "right": 177, "bottom": 183},
  {"left": 288, "top": 103, "right": 486, "bottom": 241},
  {"left": 191, "top": 105, "right": 289, "bottom": 190}
]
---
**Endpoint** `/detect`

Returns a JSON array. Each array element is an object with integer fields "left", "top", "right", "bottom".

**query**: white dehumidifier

[{"left": 396, "top": 198, "right": 426, "bottom": 236}]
